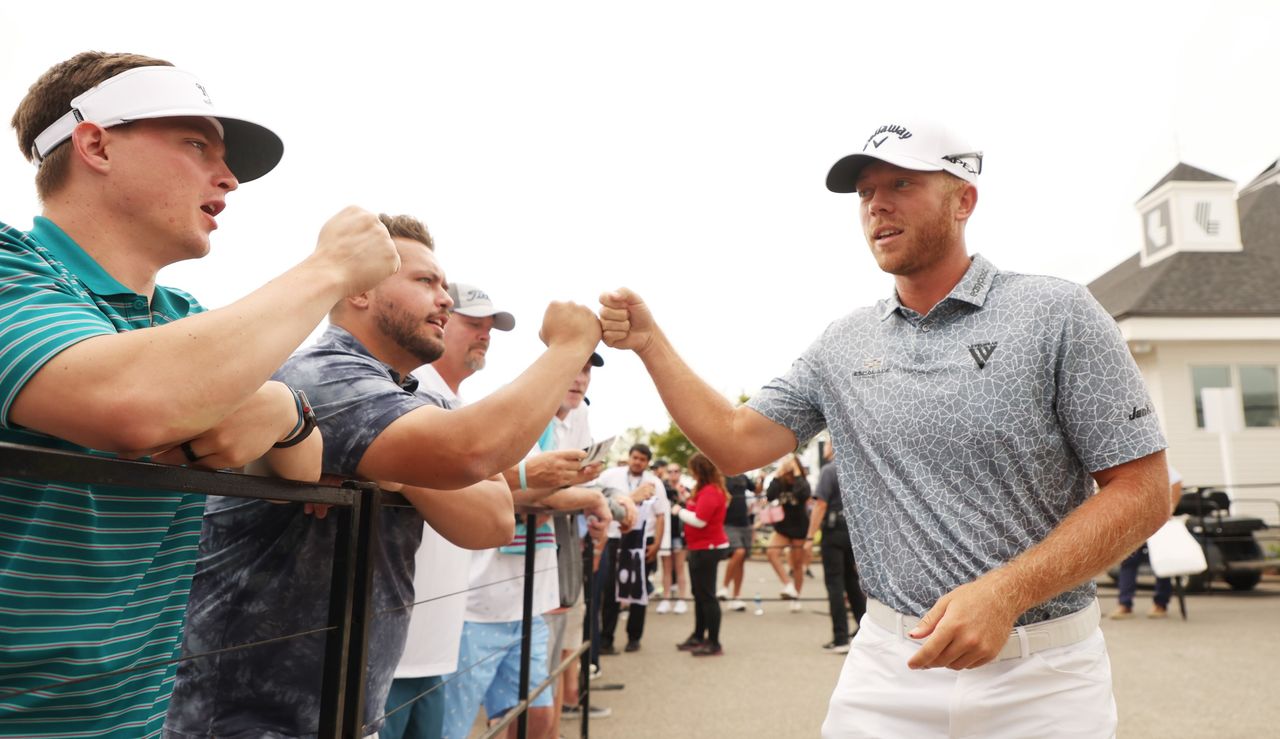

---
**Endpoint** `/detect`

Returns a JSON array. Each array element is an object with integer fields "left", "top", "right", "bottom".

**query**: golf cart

[{"left": 1108, "top": 486, "right": 1278, "bottom": 592}]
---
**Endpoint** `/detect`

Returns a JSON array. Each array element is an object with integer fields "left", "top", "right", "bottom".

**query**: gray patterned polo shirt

[{"left": 748, "top": 254, "right": 1165, "bottom": 625}]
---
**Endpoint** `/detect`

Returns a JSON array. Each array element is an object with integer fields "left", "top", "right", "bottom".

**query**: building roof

[
  {"left": 1244, "top": 158, "right": 1280, "bottom": 193},
  {"left": 1138, "top": 162, "right": 1232, "bottom": 200},
  {"left": 1089, "top": 180, "right": 1280, "bottom": 319}
]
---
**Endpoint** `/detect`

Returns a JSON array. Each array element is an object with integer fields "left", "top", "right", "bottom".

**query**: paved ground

[{"left": 570, "top": 559, "right": 1280, "bottom": 738}]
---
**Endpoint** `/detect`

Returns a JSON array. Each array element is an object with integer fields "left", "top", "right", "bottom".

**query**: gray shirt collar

[{"left": 877, "top": 253, "right": 998, "bottom": 321}]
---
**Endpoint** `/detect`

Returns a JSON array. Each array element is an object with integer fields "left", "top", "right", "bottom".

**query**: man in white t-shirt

[
  {"left": 595, "top": 444, "right": 667, "bottom": 654},
  {"left": 422, "top": 291, "right": 614, "bottom": 739}
]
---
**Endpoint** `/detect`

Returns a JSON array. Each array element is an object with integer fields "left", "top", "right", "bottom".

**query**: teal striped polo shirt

[{"left": 0, "top": 217, "right": 206, "bottom": 737}]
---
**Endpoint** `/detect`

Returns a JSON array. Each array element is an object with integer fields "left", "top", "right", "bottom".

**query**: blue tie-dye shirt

[{"left": 165, "top": 325, "right": 452, "bottom": 738}]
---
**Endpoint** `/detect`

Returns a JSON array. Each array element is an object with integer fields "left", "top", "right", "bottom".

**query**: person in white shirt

[{"left": 595, "top": 444, "right": 668, "bottom": 653}]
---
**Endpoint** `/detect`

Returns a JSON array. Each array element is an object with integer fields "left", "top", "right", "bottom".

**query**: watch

[{"left": 274, "top": 387, "right": 318, "bottom": 448}]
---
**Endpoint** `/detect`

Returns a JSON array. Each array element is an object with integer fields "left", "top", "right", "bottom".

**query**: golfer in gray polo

[{"left": 597, "top": 121, "right": 1170, "bottom": 737}]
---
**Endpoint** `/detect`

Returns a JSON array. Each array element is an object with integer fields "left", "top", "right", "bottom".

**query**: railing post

[
  {"left": 517, "top": 512, "right": 538, "bottom": 739},
  {"left": 317, "top": 490, "right": 360, "bottom": 737},
  {"left": 579, "top": 528, "right": 594, "bottom": 739},
  {"left": 342, "top": 483, "right": 382, "bottom": 737}
]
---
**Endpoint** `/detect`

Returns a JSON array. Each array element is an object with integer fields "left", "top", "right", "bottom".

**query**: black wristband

[{"left": 274, "top": 387, "right": 317, "bottom": 448}]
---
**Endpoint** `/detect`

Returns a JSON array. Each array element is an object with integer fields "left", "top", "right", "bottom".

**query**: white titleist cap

[
  {"left": 31, "top": 65, "right": 283, "bottom": 183},
  {"left": 446, "top": 283, "right": 516, "bottom": 332},
  {"left": 826, "top": 122, "right": 982, "bottom": 192}
]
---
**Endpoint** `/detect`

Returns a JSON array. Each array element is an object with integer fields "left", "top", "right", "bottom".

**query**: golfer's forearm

[
  {"left": 636, "top": 331, "right": 794, "bottom": 474},
  {"left": 983, "top": 465, "right": 1169, "bottom": 615}
]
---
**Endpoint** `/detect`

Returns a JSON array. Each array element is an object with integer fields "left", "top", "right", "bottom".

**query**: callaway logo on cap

[{"left": 826, "top": 121, "right": 982, "bottom": 193}]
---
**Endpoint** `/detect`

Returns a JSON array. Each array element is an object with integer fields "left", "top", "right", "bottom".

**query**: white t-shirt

[
  {"left": 463, "top": 545, "right": 561, "bottom": 623},
  {"left": 394, "top": 523, "right": 472, "bottom": 678},
  {"left": 462, "top": 407, "right": 595, "bottom": 623},
  {"left": 394, "top": 363, "right": 469, "bottom": 678},
  {"left": 597, "top": 466, "right": 668, "bottom": 539}
]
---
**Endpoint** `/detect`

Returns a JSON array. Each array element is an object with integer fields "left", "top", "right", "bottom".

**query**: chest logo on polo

[
  {"left": 851, "top": 356, "right": 888, "bottom": 377},
  {"left": 967, "top": 342, "right": 998, "bottom": 369}
]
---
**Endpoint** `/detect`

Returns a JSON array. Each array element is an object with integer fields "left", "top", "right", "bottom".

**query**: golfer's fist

[
  {"left": 598, "top": 288, "right": 657, "bottom": 354},
  {"left": 539, "top": 301, "right": 601, "bottom": 351},
  {"left": 314, "top": 206, "right": 401, "bottom": 296}
]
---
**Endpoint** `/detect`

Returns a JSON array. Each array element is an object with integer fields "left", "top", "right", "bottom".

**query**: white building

[{"left": 1087, "top": 160, "right": 1280, "bottom": 523}]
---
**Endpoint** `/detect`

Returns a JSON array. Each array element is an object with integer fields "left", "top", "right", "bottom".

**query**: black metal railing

[{"left": 0, "top": 441, "right": 594, "bottom": 738}]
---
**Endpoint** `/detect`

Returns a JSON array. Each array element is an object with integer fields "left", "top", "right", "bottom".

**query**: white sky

[{"left": 2, "top": 1, "right": 1277, "bottom": 442}]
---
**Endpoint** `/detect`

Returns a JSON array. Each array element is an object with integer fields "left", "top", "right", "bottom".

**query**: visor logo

[
  {"left": 466, "top": 289, "right": 490, "bottom": 302},
  {"left": 195, "top": 82, "right": 212, "bottom": 106},
  {"left": 862, "top": 124, "right": 912, "bottom": 152}
]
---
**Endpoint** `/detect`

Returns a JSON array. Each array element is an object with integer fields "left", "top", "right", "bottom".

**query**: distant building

[{"left": 1088, "top": 159, "right": 1280, "bottom": 521}]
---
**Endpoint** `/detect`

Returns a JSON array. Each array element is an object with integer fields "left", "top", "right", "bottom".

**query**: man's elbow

[{"left": 453, "top": 515, "right": 515, "bottom": 550}]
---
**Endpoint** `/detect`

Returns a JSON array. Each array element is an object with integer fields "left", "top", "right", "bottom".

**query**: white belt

[{"left": 864, "top": 598, "right": 1100, "bottom": 661}]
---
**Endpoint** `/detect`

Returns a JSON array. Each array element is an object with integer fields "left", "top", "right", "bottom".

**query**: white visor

[{"left": 31, "top": 66, "right": 283, "bottom": 182}]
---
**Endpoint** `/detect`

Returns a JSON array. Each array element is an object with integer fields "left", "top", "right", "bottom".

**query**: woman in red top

[{"left": 673, "top": 452, "right": 730, "bottom": 656}]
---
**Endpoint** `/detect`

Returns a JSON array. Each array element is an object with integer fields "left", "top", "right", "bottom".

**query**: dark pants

[
  {"left": 381, "top": 675, "right": 444, "bottom": 739},
  {"left": 821, "top": 532, "right": 866, "bottom": 645},
  {"left": 589, "top": 537, "right": 612, "bottom": 667},
  {"left": 688, "top": 548, "right": 724, "bottom": 645},
  {"left": 600, "top": 538, "right": 649, "bottom": 647},
  {"left": 1117, "top": 545, "right": 1172, "bottom": 608}
]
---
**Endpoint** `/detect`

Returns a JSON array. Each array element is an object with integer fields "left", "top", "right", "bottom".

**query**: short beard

[
  {"left": 463, "top": 352, "right": 486, "bottom": 372},
  {"left": 875, "top": 198, "right": 958, "bottom": 277},
  {"left": 374, "top": 302, "right": 444, "bottom": 365}
]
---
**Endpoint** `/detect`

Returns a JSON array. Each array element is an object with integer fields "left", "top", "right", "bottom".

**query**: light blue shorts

[{"left": 441, "top": 617, "right": 551, "bottom": 739}]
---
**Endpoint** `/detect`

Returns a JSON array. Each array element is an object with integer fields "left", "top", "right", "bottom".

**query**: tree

[
  {"left": 607, "top": 425, "right": 652, "bottom": 467},
  {"left": 649, "top": 418, "right": 698, "bottom": 468}
]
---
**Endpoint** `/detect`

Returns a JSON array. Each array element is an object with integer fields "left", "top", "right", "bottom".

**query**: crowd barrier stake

[{"left": 517, "top": 512, "right": 538, "bottom": 739}]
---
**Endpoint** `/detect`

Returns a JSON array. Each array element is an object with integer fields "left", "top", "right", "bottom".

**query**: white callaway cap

[
  {"left": 31, "top": 65, "right": 283, "bottom": 183},
  {"left": 446, "top": 283, "right": 516, "bottom": 332},
  {"left": 826, "top": 121, "right": 982, "bottom": 192}
]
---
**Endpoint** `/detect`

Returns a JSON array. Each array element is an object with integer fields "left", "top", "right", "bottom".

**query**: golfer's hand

[
  {"left": 599, "top": 288, "right": 658, "bottom": 354},
  {"left": 907, "top": 579, "right": 1020, "bottom": 671}
]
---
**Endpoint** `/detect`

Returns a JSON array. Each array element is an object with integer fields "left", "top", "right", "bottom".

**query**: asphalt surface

[{"left": 569, "top": 559, "right": 1280, "bottom": 739}]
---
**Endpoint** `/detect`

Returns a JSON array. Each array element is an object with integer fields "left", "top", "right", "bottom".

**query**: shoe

[
  {"left": 624, "top": 640, "right": 641, "bottom": 653},
  {"left": 691, "top": 643, "right": 724, "bottom": 657},
  {"left": 790, "top": 600, "right": 803, "bottom": 613},
  {"left": 656, "top": 599, "right": 672, "bottom": 614},
  {"left": 1148, "top": 606, "right": 1169, "bottom": 619},
  {"left": 673, "top": 599, "right": 688, "bottom": 615},
  {"left": 562, "top": 704, "right": 611, "bottom": 719},
  {"left": 780, "top": 582, "right": 799, "bottom": 600},
  {"left": 587, "top": 664, "right": 602, "bottom": 681},
  {"left": 822, "top": 641, "right": 851, "bottom": 654},
  {"left": 599, "top": 644, "right": 619, "bottom": 656},
  {"left": 676, "top": 636, "right": 705, "bottom": 651},
  {"left": 1108, "top": 607, "right": 1133, "bottom": 620},
  {"left": 729, "top": 599, "right": 747, "bottom": 612},
  {"left": 717, "top": 586, "right": 730, "bottom": 600}
]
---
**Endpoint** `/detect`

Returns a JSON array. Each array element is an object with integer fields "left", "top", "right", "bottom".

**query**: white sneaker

[
  {"left": 656, "top": 599, "right": 672, "bottom": 614},
  {"left": 780, "top": 582, "right": 799, "bottom": 600},
  {"left": 588, "top": 664, "right": 602, "bottom": 681},
  {"left": 729, "top": 599, "right": 747, "bottom": 612},
  {"left": 673, "top": 599, "right": 688, "bottom": 614},
  {"left": 717, "top": 586, "right": 730, "bottom": 600},
  {"left": 790, "top": 600, "right": 803, "bottom": 613}
]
